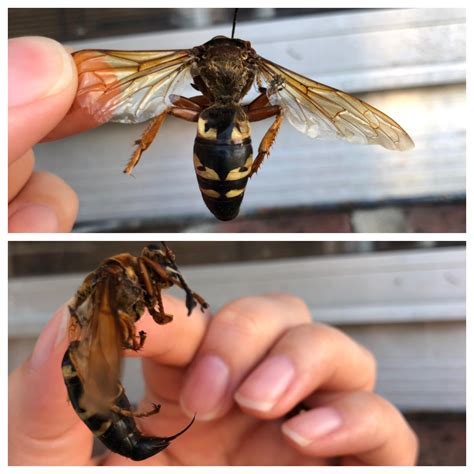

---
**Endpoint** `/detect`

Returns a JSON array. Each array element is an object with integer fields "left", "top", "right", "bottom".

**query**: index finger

[
  {"left": 126, "top": 293, "right": 211, "bottom": 367},
  {"left": 42, "top": 105, "right": 102, "bottom": 142}
]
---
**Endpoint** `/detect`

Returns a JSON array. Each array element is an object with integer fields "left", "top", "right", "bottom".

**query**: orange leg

[
  {"left": 119, "top": 311, "right": 147, "bottom": 351},
  {"left": 248, "top": 108, "right": 284, "bottom": 177},
  {"left": 153, "top": 287, "right": 174, "bottom": 324},
  {"left": 124, "top": 103, "right": 202, "bottom": 175},
  {"left": 169, "top": 94, "right": 210, "bottom": 110},
  {"left": 245, "top": 89, "right": 284, "bottom": 176},
  {"left": 124, "top": 111, "right": 169, "bottom": 175},
  {"left": 111, "top": 399, "right": 161, "bottom": 418}
]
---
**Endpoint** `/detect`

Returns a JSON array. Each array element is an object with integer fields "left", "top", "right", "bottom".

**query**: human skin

[
  {"left": 8, "top": 36, "right": 85, "bottom": 233},
  {"left": 9, "top": 293, "right": 418, "bottom": 466}
]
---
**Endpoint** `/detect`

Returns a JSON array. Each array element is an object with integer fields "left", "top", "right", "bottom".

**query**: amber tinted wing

[
  {"left": 73, "top": 49, "right": 194, "bottom": 124},
  {"left": 257, "top": 57, "right": 414, "bottom": 151},
  {"left": 74, "top": 278, "right": 122, "bottom": 413}
]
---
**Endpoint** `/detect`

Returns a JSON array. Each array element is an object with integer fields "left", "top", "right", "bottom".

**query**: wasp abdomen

[
  {"left": 194, "top": 106, "right": 253, "bottom": 221},
  {"left": 62, "top": 343, "right": 187, "bottom": 461}
]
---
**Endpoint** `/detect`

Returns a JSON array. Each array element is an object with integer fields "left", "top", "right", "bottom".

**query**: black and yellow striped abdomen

[
  {"left": 62, "top": 343, "right": 172, "bottom": 461},
  {"left": 193, "top": 105, "right": 253, "bottom": 221}
]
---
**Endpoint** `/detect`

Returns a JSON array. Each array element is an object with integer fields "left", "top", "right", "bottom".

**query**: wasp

[
  {"left": 61, "top": 243, "right": 208, "bottom": 461},
  {"left": 70, "top": 10, "right": 414, "bottom": 221}
]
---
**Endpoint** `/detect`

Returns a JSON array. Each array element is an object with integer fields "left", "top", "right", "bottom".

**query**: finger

[
  {"left": 125, "top": 293, "right": 211, "bottom": 368},
  {"left": 179, "top": 294, "right": 312, "bottom": 421},
  {"left": 9, "top": 305, "right": 94, "bottom": 466},
  {"left": 281, "top": 391, "right": 419, "bottom": 466},
  {"left": 8, "top": 149, "right": 35, "bottom": 202},
  {"left": 43, "top": 106, "right": 102, "bottom": 142},
  {"left": 8, "top": 36, "right": 77, "bottom": 163},
  {"left": 8, "top": 171, "right": 79, "bottom": 232},
  {"left": 234, "top": 323, "right": 376, "bottom": 419}
]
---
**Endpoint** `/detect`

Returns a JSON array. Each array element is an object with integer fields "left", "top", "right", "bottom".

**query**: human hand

[
  {"left": 9, "top": 294, "right": 418, "bottom": 465},
  {"left": 8, "top": 37, "right": 79, "bottom": 232}
]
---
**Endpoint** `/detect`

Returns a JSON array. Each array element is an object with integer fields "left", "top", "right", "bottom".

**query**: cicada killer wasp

[
  {"left": 69, "top": 9, "right": 414, "bottom": 221},
  {"left": 61, "top": 243, "right": 208, "bottom": 460}
]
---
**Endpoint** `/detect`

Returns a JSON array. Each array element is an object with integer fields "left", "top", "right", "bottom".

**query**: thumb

[
  {"left": 8, "top": 36, "right": 77, "bottom": 163},
  {"left": 8, "top": 304, "right": 93, "bottom": 466}
]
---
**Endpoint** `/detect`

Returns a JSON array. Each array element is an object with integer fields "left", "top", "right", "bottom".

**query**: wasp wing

[
  {"left": 72, "top": 49, "right": 194, "bottom": 124},
  {"left": 256, "top": 58, "right": 414, "bottom": 151},
  {"left": 73, "top": 277, "right": 123, "bottom": 414}
]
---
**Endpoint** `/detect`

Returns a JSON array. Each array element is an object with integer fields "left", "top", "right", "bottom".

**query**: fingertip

[
  {"left": 8, "top": 171, "right": 79, "bottom": 233},
  {"left": 8, "top": 37, "right": 78, "bottom": 162},
  {"left": 129, "top": 293, "right": 210, "bottom": 366},
  {"left": 9, "top": 36, "right": 76, "bottom": 108}
]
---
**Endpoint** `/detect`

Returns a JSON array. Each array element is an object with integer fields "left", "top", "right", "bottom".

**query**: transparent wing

[
  {"left": 74, "top": 278, "right": 122, "bottom": 414},
  {"left": 73, "top": 49, "right": 194, "bottom": 124},
  {"left": 257, "top": 57, "right": 414, "bottom": 151}
]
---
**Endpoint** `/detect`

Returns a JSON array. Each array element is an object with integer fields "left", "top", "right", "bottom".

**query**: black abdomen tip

[{"left": 202, "top": 195, "right": 244, "bottom": 221}]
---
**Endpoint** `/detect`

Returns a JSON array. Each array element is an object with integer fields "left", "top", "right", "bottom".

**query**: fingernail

[
  {"left": 9, "top": 36, "right": 75, "bottom": 108},
  {"left": 282, "top": 407, "right": 343, "bottom": 446},
  {"left": 9, "top": 204, "right": 60, "bottom": 233},
  {"left": 235, "top": 354, "right": 295, "bottom": 412},
  {"left": 180, "top": 354, "right": 230, "bottom": 421},
  {"left": 29, "top": 305, "right": 70, "bottom": 372}
]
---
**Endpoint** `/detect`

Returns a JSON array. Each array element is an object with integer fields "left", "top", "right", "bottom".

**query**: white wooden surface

[
  {"left": 9, "top": 248, "right": 466, "bottom": 411},
  {"left": 33, "top": 9, "right": 466, "bottom": 226}
]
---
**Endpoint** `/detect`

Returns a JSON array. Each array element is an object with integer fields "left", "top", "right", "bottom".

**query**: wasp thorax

[{"left": 193, "top": 105, "right": 253, "bottom": 221}]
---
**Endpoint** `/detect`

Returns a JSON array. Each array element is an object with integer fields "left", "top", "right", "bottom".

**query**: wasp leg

[
  {"left": 160, "top": 241, "right": 176, "bottom": 262},
  {"left": 247, "top": 106, "right": 284, "bottom": 177},
  {"left": 118, "top": 309, "right": 147, "bottom": 351},
  {"left": 188, "top": 95, "right": 211, "bottom": 107},
  {"left": 124, "top": 106, "right": 201, "bottom": 174},
  {"left": 137, "top": 257, "right": 174, "bottom": 324},
  {"left": 141, "top": 256, "right": 209, "bottom": 314},
  {"left": 124, "top": 111, "right": 168, "bottom": 174},
  {"left": 152, "top": 287, "right": 174, "bottom": 325},
  {"left": 168, "top": 94, "right": 208, "bottom": 111},
  {"left": 111, "top": 401, "right": 161, "bottom": 418},
  {"left": 245, "top": 88, "right": 271, "bottom": 111}
]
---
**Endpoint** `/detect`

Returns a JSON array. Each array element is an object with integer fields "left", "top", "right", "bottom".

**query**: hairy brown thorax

[{"left": 191, "top": 36, "right": 258, "bottom": 104}]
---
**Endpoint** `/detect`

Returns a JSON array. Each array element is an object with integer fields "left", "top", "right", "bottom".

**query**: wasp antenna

[{"left": 231, "top": 9, "right": 239, "bottom": 39}]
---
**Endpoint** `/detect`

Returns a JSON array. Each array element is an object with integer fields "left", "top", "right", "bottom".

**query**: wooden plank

[
  {"left": 33, "top": 9, "right": 466, "bottom": 225},
  {"left": 9, "top": 248, "right": 466, "bottom": 337}
]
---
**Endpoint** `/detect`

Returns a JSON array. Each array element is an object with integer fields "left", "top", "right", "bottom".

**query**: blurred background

[
  {"left": 9, "top": 241, "right": 466, "bottom": 465},
  {"left": 8, "top": 8, "right": 466, "bottom": 233}
]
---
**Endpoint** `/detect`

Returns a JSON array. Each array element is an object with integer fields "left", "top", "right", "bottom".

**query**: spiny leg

[
  {"left": 124, "top": 111, "right": 169, "bottom": 175},
  {"left": 245, "top": 88, "right": 284, "bottom": 177},
  {"left": 138, "top": 257, "right": 174, "bottom": 324},
  {"left": 248, "top": 107, "right": 284, "bottom": 177},
  {"left": 141, "top": 256, "right": 208, "bottom": 313},
  {"left": 124, "top": 103, "right": 201, "bottom": 175},
  {"left": 118, "top": 310, "right": 147, "bottom": 351},
  {"left": 153, "top": 287, "right": 174, "bottom": 325},
  {"left": 111, "top": 402, "right": 161, "bottom": 418}
]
